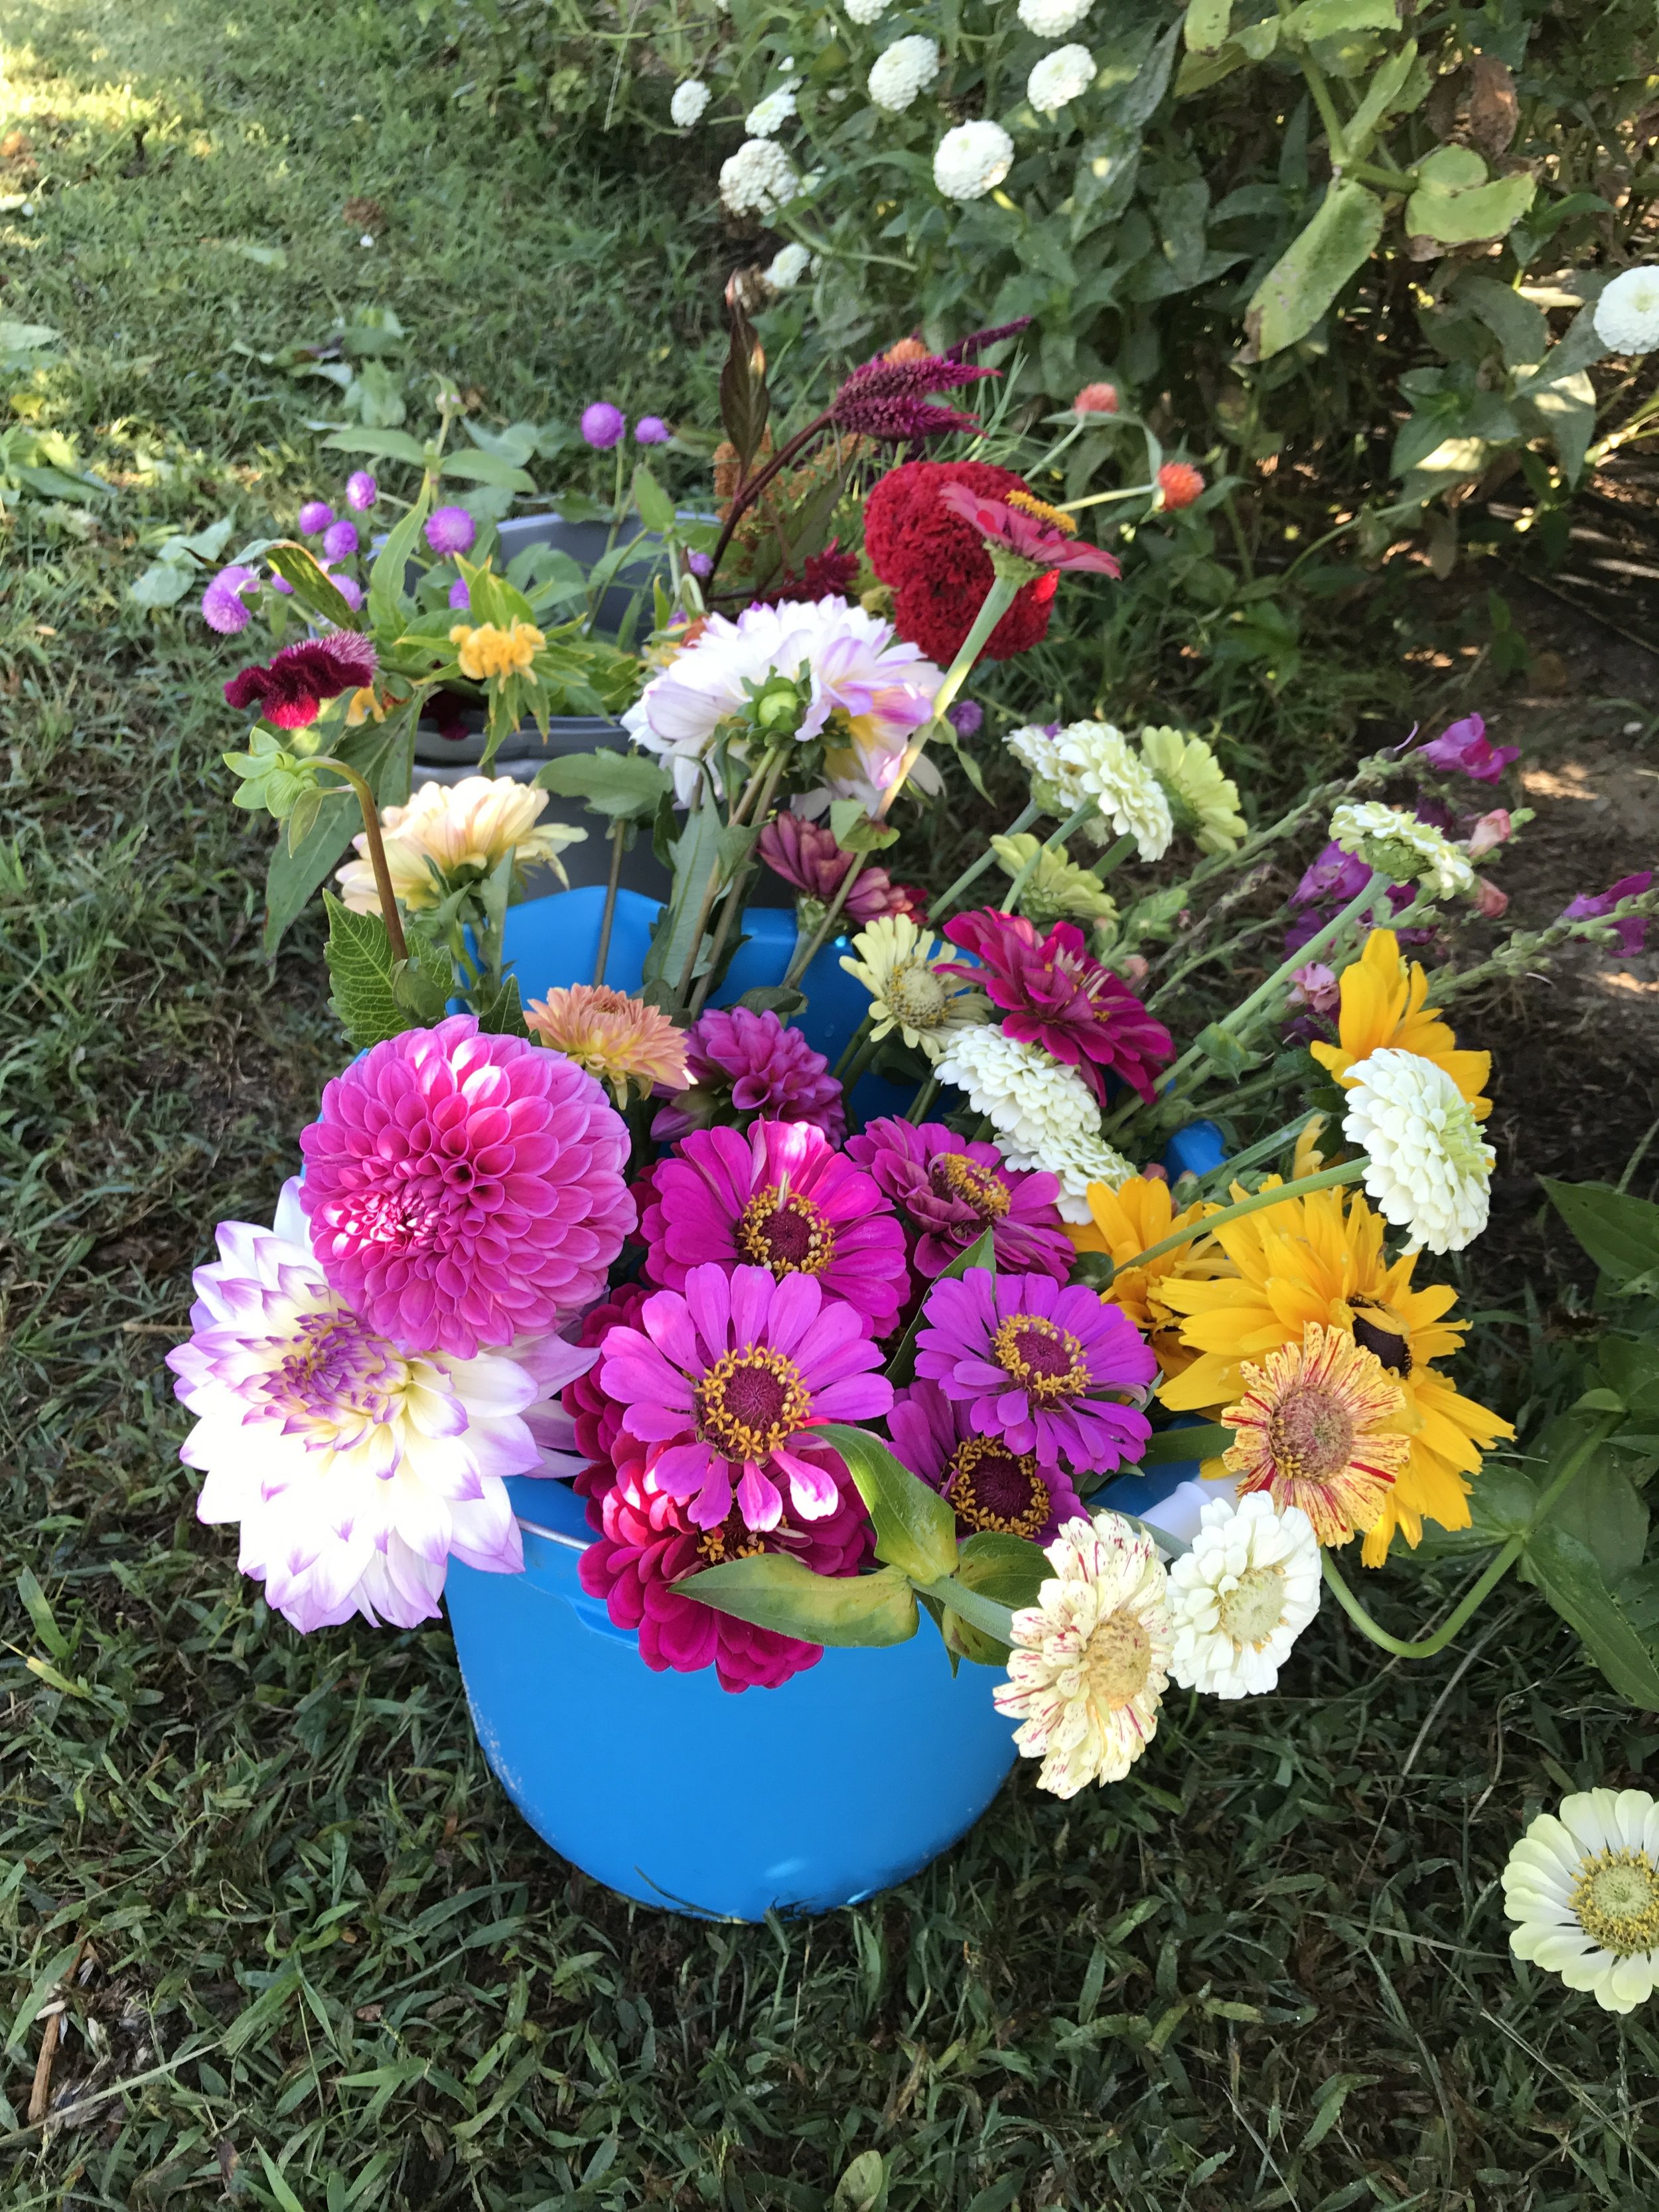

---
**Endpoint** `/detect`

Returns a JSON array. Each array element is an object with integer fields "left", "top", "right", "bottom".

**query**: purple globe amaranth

[
  {"left": 687, "top": 550, "right": 714, "bottom": 579},
  {"left": 425, "top": 506, "right": 477, "bottom": 557},
  {"left": 346, "top": 470, "right": 378, "bottom": 512},
  {"left": 947, "top": 698, "right": 983, "bottom": 739},
  {"left": 635, "top": 415, "right": 670, "bottom": 445},
  {"left": 322, "top": 520, "right": 360, "bottom": 562},
  {"left": 201, "top": 565, "right": 259, "bottom": 634},
  {"left": 328, "top": 571, "right": 365, "bottom": 612},
  {"left": 298, "top": 500, "right": 334, "bottom": 536},
  {"left": 581, "top": 402, "right": 626, "bottom": 450}
]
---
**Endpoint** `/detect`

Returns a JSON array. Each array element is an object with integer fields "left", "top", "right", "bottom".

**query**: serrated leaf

[
  {"left": 322, "top": 891, "right": 406, "bottom": 1051},
  {"left": 537, "top": 749, "right": 672, "bottom": 820},
  {"left": 680, "top": 1556, "right": 918, "bottom": 1646},
  {"left": 828, "top": 798, "right": 901, "bottom": 853},
  {"left": 737, "top": 984, "right": 807, "bottom": 1019},
  {"left": 469, "top": 970, "right": 528, "bottom": 1037},
  {"left": 815, "top": 1423, "right": 959, "bottom": 1585}
]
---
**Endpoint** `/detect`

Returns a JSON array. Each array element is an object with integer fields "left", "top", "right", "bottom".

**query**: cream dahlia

[{"left": 336, "top": 776, "right": 585, "bottom": 914}]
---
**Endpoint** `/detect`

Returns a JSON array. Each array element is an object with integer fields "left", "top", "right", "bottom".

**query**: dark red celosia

[
  {"left": 224, "top": 632, "right": 377, "bottom": 729},
  {"left": 942, "top": 910, "right": 1175, "bottom": 1105},
  {"left": 828, "top": 354, "right": 993, "bottom": 443},
  {"left": 863, "top": 460, "right": 1058, "bottom": 664},
  {"left": 757, "top": 811, "right": 911, "bottom": 924},
  {"left": 755, "top": 538, "right": 861, "bottom": 606},
  {"left": 944, "top": 317, "right": 1033, "bottom": 363}
]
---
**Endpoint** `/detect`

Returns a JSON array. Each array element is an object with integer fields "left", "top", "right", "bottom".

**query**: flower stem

[
  {"left": 593, "top": 819, "right": 628, "bottom": 986},
  {"left": 906, "top": 1072, "right": 940, "bottom": 1125},
  {"left": 674, "top": 745, "right": 786, "bottom": 1005},
  {"left": 706, "top": 410, "right": 832, "bottom": 590},
  {"left": 687, "top": 745, "right": 791, "bottom": 1018},
  {"left": 832, "top": 1012, "right": 875, "bottom": 1082},
  {"left": 1090, "top": 830, "right": 1137, "bottom": 881},
  {"left": 1000, "top": 800, "right": 1096, "bottom": 913},
  {"left": 917, "top": 1574, "right": 1016, "bottom": 1646},
  {"left": 873, "top": 571, "right": 1022, "bottom": 823},
  {"left": 932, "top": 799, "right": 1041, "bottom": 921},
  {"left": 1106, "top": 1158, "right": 1368, "bottom": 1282},
  {"left": 314, "top": 760, "right": 405, "bottom": 962}
]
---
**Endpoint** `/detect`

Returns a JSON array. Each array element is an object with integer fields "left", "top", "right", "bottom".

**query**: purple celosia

[
  {"left": 597, "top": 1262, "right": 893, "bottom": 1530},
  {"left": 201, "top": 565, "right": 259, "bottom": 634},
  {"left": 298, "top": 500, "right": 334, "bottom": 536},
  {"left": 844, "top": 1118, "right": 1073, "bottom": 1282},
  {"left": 757, "top": 811, "right": 910, "bottom": 924},
  {"left": 1415, "top": 712, "right": 1519, "bottom": 786},
  {"left": 322, "top": 520, "right": 360, "bottom": 562},
  {"left": 299, "top": 1013, "right": 636, "bottom": 1359},
  {"left": 651, "top": 1006, "right": 846, "bottom": 1146},
  {"left": 346, "top": 470, "right": 378, "bottom": 512},
  {"left": 944, "top": 317, "right": 1034, "bottom": 364},
  {"left": 425, "top": 506, "right": 476, "bottom": 557},
  {"left": 635, "top": 415, "right": 670, "bottom": 445},
  {"left": 167, "top": 1179, "right": 597, "bottom": 1632},
  {"left": 581, "top": 402, "right": 626, "bottom": 449},
  {"left": 889, "top": 1376, "right": 1082, "bottom": 1543},
  {"left": 914, "top": 1266, "right": 1155, "bottom": 1472},
  {"left": 1563, "top": 871, "right": 1654, "bottom": 956},
  {"left": 828, "top": 352, "right": 994, "bottom": 443}
]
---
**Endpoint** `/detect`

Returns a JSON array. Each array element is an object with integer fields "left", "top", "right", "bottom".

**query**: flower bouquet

[{"left": 177, "top": 304, "right": 1659, "bottom": 1954}]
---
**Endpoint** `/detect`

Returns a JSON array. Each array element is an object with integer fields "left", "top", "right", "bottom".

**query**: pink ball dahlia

[
  {"left": 844, "top": 1116, "right": 1072, "bottom": 1282},
  {"left": 914, "top": 1266, "right": 1154, "bottom": 1473},
  {"left": 640, "top": 1120, "right": 908, "bottom": 1339},
  {"left": 889, "top": 1376, "right": 1082, "bottom": 1544},
  {"left": 597, "top": 1262, "right": 893, "bottom": 1531},
  {"left": 299, "top": 1014, "right": 634, "bottom": 1359},
  {"left": 651, "top": 1006, "right": 845, "bottom": 1147}
]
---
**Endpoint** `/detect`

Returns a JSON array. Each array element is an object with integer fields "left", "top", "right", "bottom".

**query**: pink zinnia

[
  {"left": 914, "top": 1267, "right": 1154, "bottom": 1473},
  {"left": 845, "top": 1117, "right": 1072, "bottom": 1282},
  {"left": 563, "top": 1281, "right": 650, "bottom": 1516},
  {"left": 935, "top": 481, "right": 1122, "bottom": 578},
  {"left": 224, "top": 633, "right": 377, "bottom": 730},
  {"left": 651, "top": 1006, "right": 845, "bottom": 1146},
  {"left": 889, "top": 1378, "right": 1082, "bottom": 1544},
  {"left": 298, "top": 1014, "right": 634, "bottom": 1359},
  {"left": 942, "top": 910, "right": 1175, "bottom": 1105},
  {"left": 597, "top": 1262, "right": 892, "bottom": 1531},
  {"left": 641, "top": 1120, "right": 909, "bottom": 1339}
]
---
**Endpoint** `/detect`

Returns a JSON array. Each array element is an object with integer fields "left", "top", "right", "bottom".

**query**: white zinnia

[
  {"left": 670, "top": 78, "right": 711, "bottom": 128},
  {"left": 1505, "top": 1789, "right": 1659, "bottom": 2014},
  {"left": 845, "top": 0, "right": 892, "bottom": 19},
  {"left": 930, "top": 1027, "right": 1120, "bottom": 1220},
  {"left": 336, "top": 776, "right": 584, "bottom": 914},
  {"left": 1018, "top": 0, "right": 1093, "bottom": 32},
  {"left": 1593, "top": 266, "right": 1659, "bottom": 356},
  {"left": 994, "top": 1512, "right": 1173, "bottom": 1797},
  {"left": 1342, "top": 1047, "right": 1494, "bottom": 1255},
  {"left": 1167, "top": 1494, "right": 1321, "bottom": 1698},
  {"left": 933, "top": 119, "right": 1015, "bottom": 202},
  {"left": 719, "top": 138, "right": 801, "bottom": 218},
  {"left": 746, "top": 82, "right": 798, "bottom": 137},
  {"left": 1007, "top": 719, "right": 1173, "bottom": 861},
  {"left": 1027, "top": 43, "right": 1095, "bottom": 114},
  {"left": 869, "top": 34, "right": 940, "bottom": 112},
  {"left": 1329, "top": 799, "right": 1476, "bottom": 900},
  {"left": 762, "top": 242, "right": 813, "bottom": 291}
]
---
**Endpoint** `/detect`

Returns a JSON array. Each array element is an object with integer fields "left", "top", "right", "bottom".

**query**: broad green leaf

[
  {"left": 1467, "top": 1461, "right": 1544, "bottom": 1542},
  {"left": 816, "top": 1423, "right": 959, "bottom": 1584},
  {"left": 828, "top": 798, "right": 900, "bottom": 853},
  {"left": 469, "top": 969, "right": 528, "bottom": 1037},
  {"left": 680, "top": 1556, "right": 918, "bottom": 1646},
  {"left": 1541, "top": 1177, "right": 1659, "bottom": 1288},
  {"left": 1281, "top": 0, "right": 1398, "bottom": 35},
  {"left": 1513, "top": 303, "right": 1605, "bottom": 394},
  {"left": 1455, "top": 273, "right": 1548, "bottom": 370},
  {"left": 322, "top": 891, "right": 406, "bottom": 1051},
  {"left": 129, "top": 561, "right": 197, "bottom": 608},
  {"left": 391, "top": 937, "right": 453, "bottom": 1025},
  {"left": 885, "top": 1226, "right": 995, "bottom": 1388},
  {"left": 0, "top": 318, "right": 60, "bottom": 353},
  {"left": 369, "top": 480, "right": 435, "bottom": 634},
  {"left": 1523, "top": 1525, "right": 1659, "bottom": 1710},
  {"left": 261, "top": 716, "right": 403, "bottom": 953},
  {"left": 736, "top": 984, "right": 807, "bottom": 1020},
  {"left": 1406, "top": 145, "right": 1535, "bottom": 246},
  {"left": 439, "top": 452, "right": 537, "bottom": 492},
  {"left": 955, "top": 1530, "right": 1050, "bottom": 1612},
  {"left": 630, "top": 462, "right": 676, "bottom": 534},
  {"left": 265, "top": 542, "right": 360, "bottom": 630},
  {"left": 1530, "top": 1411, "right": 1650, "bottom": 1587},
  {"left": 1182, "top": 0, "right": 1231, "bottom": 51},
  {"left": 1139, "top": 1422, "right": 1234, "bottom": 1465},
  {"left": 16, "top": 1567, "right": 71, "bottom": 1660},
  {"left": 642, "top": 798, "right": 725, "bottom": 995},
  {"left": 1344, "top": 41, "right": 1421, "bottom": 164},
  {"left": 1517, "top": 368, "right": 1597, "bottom": 486},
  {"left": 1246, "top": 181, "right": 1383, "bottom": 359},
  {"left": 322, "top": 426, "right": 430, "bottom": 465}
]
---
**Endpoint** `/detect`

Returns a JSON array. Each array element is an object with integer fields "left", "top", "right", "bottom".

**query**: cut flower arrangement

[{"left": 175, "top": 300, "right": 1659, "bottom": 1958}]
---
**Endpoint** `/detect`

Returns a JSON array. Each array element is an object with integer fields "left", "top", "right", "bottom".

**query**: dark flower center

[
  {"left": 736, "top": 1185, "right": 835, "bottom": 1277},
  {"left": 946, "top": 1438, "right": 1049, "bottom": 1538},
  {"left": 989, "top": 1313, "right": 1088, "bottom": 1405},
  {"left": 1350, "top": 1300, "right": 1413, "bottom": 1375},
  {"left": 930, "top": 1152, "right": 1012, "bottom": 1220},
  {"left": 695, "top": 1346, "right": 811, "bottom": 1462}
]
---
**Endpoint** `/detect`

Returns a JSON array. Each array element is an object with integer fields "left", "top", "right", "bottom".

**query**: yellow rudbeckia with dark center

[
  {"left": 1310, "top": 928, "right": 1492, "bottom": 1118},
  {"left": 1156, "top": 1180, "right": 1513, "bottom": 1566}
]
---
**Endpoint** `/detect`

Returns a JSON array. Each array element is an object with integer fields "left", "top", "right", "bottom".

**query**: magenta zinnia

[
  {"left": 224, "top": 632, "right": 378, "bottom": 729},
  {"left": 890, "top": 1377, "right": 1082, "bottom": 1544},
  {"left": 597, "top": 1262, "right": 893, "bottom": 1531},
  {"left": 942, "top": 910, "right": 1175, "bottom": 1104},
  {"left": 641, "top": 1120, "right": 909, "bottom": 1339},
  {"left": 844, "top": 1116, "right": 1072, "bottom": 1281},
  {"left": 935, "top": 482, "right": 1122, "bottom": 579},
  {"left": 299, "top": 1013, "right": 634, "bottom": 1359},
  {"left": 651, "top": 1005, "right": 846, "bottom": 1146},
  {"left": 914, "top": 1266, "right": 1155, "bottom": 1472}
]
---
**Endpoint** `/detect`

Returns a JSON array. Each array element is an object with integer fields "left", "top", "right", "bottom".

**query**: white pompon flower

[
  {"left": 1329, "top": 799, "right": 1476, "bottom": 900},
  {"left": 719, "top": 138, "right": 801, "bottom": 218},
  {"left": 166, "top": 1182, "right": 593, "bottom": 1633},
  {"left": 994, "top": 1511, "right": 1173, "bottom": 1797},
  {"left": 1018, "top": 0, "right": 1094, "bottom": 32},
  {"left": 1505, "top": 1789, "right": 1659, "bottom": 2013},
  {"left": 845, "top": 0, "right": 892, "bottom": 20},
  {"left": 1027, "top": 1122, "right": 1137, "bottom": 1224},
  {"left": 746, "top": 82, "right": 799, "bottom": 137},
  {"left": 1028, "top": 43, "right": 1095, "bottom": 114},
  {"left": 1593, "top": 267, "right": 1659, "bottom": 356},
  {"left": 934, "top": 119, "right": 1015, "bottom": 202},
  {"left": 1167, "top": 1493, "right": 1321, "bottom": 1698},
  {"left": 670, "top": 78, "right": 711, "bottom": 127},
  {"left": 762, "top": 241, "right": 814, "bottom": 291},
  {"left": 930, "top": 1027, "right": 1123, "bottom": 1218},
  {"left": 1342, "top": 1047, "right": 1494, "bottom": 1254},
  {"left": 1006, "top": 719, "right": 1173, "bottom": 861},
  {"left": 869, "top": 34, "right": 940, "bottom": 112}
]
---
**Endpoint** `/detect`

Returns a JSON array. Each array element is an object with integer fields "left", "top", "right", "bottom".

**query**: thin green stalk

[
  {"left": 1001, "top": 800, "right": 1096, "bottom": 912},
  {"left": 906, "top": 1073, "right": 940, "bottom": 1125},
  {"left": 832, "top": 1012, "right": 875, "bottom": 1082},
  {"left": 1090, "top": 830, "right": 1137, "bottom": 881},
  {"left": 932, "top": 799, "right": 1041, "bottom": 921},
  {"left": 1148, "top": 910, "right": 1285, "bottom": 1012},
  {"left": 687, "top": 745, "right": 790, "bottom": 1017},
  {"left": 1196, "top": 1112, "right": 1322, "bottom": 1191},
  {"left": 1108, "top": 1158, "right": 1367, "bottom": 1281},
  {"left": 837, "top": 1032, "right": 881, "bottom": 1101},
  {"left": 592, "top": 819, "right": 628, "bottom": 987},
  {"left": 674, "top": 743, "right": 783, "bottom": 1003},
  {"left": 1059, "top": 481, "right": 1156, "bottom": 513}
]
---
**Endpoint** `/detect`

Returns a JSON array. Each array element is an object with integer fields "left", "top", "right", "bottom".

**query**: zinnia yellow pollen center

[
  {"left": 991, "top": 1313, "right": 1088, "bottom": 1405},
  {"left": 1005, "top": 489, "right": 1079, "bottom": 536},
  {"left": 885, "top": 961, "right": 950, "bottom": 1029},
  {"left": 1216, "top": 1566, "right": 1287, "bottom": 1650},
  {"left": 932, "top": 1152, "right": 1012, "bottom": 1219},
  {"left": 1082, "top": 1609, "right": 1153, "bottom": 1707},
  {"left": 946, "top": 1438, "right": 1048, "bottom": 1537},
  {"left": 736, "top": 1186, "right": 835, "bottom": 1278},
  {"left": 695, "top": 1346, "right": 811, "bottom": 1461},
  {"left": 1571, "top": 1850, "right": 1659, "bottom": 1956},
  {"left": 696, "top": 1511, "right": 768, "bottom": 1566},
  {"left": 1267, "top": 1383, "right": 1356, "bottom": 1483}
]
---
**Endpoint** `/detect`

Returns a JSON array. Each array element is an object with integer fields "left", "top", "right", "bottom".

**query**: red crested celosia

[
  {"left": 942, "top": 909, "right": 1175, "bottom": 1105},
  {"left": 863, "top": 459, "right": 1060, "bottom": 664},
  {"left": 651, "top": 1005, "right": 846, "bottom": 1146},
  {"left": 298, "top": 1013, "right": 635, "bottom": 1358},
  {"left": 828, "top": 352, "right": 993, "bottom": 442},
  {"left": 757, "top": 810, "right": 912, "bottom": 924},
  {"left": 754, "top": 538, "right": 861, "bottom": 606},
  {"left": 844, "top": 1116, "right": 1073, "bottom": 1281},
  {"left": 224, "top": 632, "right": 378, "bottom": 729},
  {"left": 935, "top": 481, "right": 1122, "bottom": 581}
]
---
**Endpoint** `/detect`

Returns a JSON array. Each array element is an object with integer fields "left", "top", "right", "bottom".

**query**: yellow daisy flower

[
  {"left": 1066, "top": 1174, "right": 1220, "bottom": 1382},
  {"left": 1222, "top": 1323, "right": 1409, "bottom": 1547},
  {"left": 1310, "top": 929, "right": 1491, "bottom": 1119},
  {"left": 1156, "top": 1179, "right": 1514, "bottom": 1566},
  {"left": 839, "top": 915, "right": 987, "bottom": 1058}
]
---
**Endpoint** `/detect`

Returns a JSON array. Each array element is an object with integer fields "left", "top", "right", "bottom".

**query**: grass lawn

[{"left": 4, "top": 3, "right": 1659, "bottom": 2207}]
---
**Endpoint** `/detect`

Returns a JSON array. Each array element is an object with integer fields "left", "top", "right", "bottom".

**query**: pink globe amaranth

[
  {"left": 641, "top": 1119, "right": 909, "bottom": 1339},
  {"left": 298, "top": 1013, "right": 635, "bottom": 1359},
  {"left": 844, "top": 1116, "right": 1072, "bottom": 1282},
  {"left": 889, "top": 1376, "right": 1082, "bottom": 1544}
]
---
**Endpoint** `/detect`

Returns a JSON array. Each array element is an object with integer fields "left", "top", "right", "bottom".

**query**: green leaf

[
  {"left": 736, "top": 984, "right": 807, "bottom": 1020},
  {"left": 469, "top": 970, "right": 528, "bottom": 1037},
  {"left": 814, "top": 1423, "right": 960, "bottom": 1584},
  {"left": 630, "top": 462, "right": 676, "bottom": 535},
  {"left": 392, "top": 942, "right": 453, "bottom": 1026},
  {"left": 1245, "top": 181, "right": 1384, "bottom": 359},
  {"left": 1406, "top": 145, "right": 1534, "bottom": 246},
  {"left": 885, "top": 1227, "right": 995, "bottom": 1388},
  {"left": 680, "top": 1556, "right": 918, "bottom": 1646},
  {"left": 1542, "top": 1177, "right": 1659, "bottom": 1288},
  {"left": 322, "top": 891, "right": 406, "bottom": 1051},
  {"left": 1517, "top": 367, "right": 1597, "bottom": 487},
  {"left": 642, "top": 798, "right": 723, "bottom": 995},
  {"left": 829, "top": 798, "right": 901, "bottom": 853},
  {"left": 1139, "top": 1422, "right": 1233, "bottom": 1465},
  {"left": 538, "top": 749, "right": 672, "bottom": 821},
  {"left": 1182, "top": 0, "right": 1231, "bottom": 52},
  {"left": 833, "top": 2152, "right": 890, "bottom": 2212},
  {"left": 1467, "top": 1462, "right": 1543, "bottom": 1543},
  {"left": 261, "top": 717, "right": 403, "bottom": 953},
  {"left": 368, "top": 479, "right": 434, "bottom": 634},
  {"left": 1344, "top": 42, "right": 1422, "bottom": 164},
  {"left": 718, "top": 297, "right": 770, "bottom": 471},
  {"left": 265, "top": 542, "right": 361, "bottom": 630},
  {"left": 439, "top": 451, "right": 537, "bottom": 492},
  {"left": 321, "top": 427, "right": 430, "bottom": 465},
  {"left": 955, "top": 1530, "right": 1049, "bottom": 1613},
  {"left": 16, "top": 1567, "right": 71, "bottom": 1660},
  {"left": 1523, "top": 1525, "right": 1659, "bottom": 1710},
  {"left": 1455, "top": 273, "right": 1549, "bottom": 370},
  {"left": 1194, "top": 1021, "right": 1265, "bottom": 1079},
  {"left": 129, "top": 560, "right": 198, "bottom": 608},
  {"left": 1281, "top": 0, "right": 1399, "bottom": 35}
]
